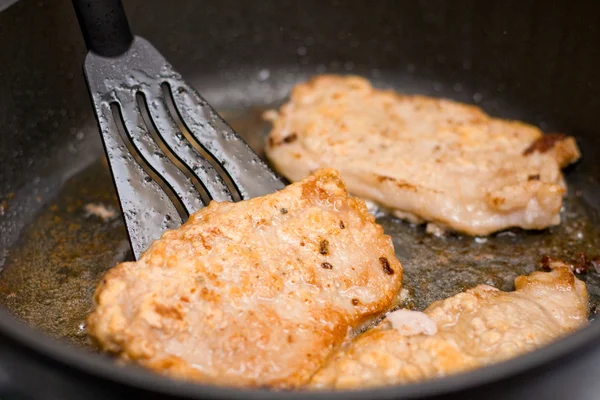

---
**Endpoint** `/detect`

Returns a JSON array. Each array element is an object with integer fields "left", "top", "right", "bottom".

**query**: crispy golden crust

[
  {"left": 309, "top": 267, "right": 588, "bottom": 389},
  {"left": 87, "top": 169, "right": 402, "bottom": 388},
  {"left": 265, "top": 75, "right": 581, "bottom": 236}
]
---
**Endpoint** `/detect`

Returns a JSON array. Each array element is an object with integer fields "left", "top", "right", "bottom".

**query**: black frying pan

[{"left": 1, "top": 1, "right": 600, "bottom": 399}]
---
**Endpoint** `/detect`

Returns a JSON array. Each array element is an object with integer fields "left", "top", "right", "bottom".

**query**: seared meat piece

[
  {"left": 87, "top": 169, "right": 402, "bottom": 389},
  {"left": 265, "top": 75, "right": 580, "bottom": 236},
  {"left": 309, "top": 267, "right": 588, "bottom": 389}
]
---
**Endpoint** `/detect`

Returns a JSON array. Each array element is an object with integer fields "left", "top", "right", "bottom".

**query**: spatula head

[{"left": 82, "top": 37, "right": 285, "bottom": 259}]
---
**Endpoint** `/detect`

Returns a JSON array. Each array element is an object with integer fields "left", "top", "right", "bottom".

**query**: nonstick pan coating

[
  {"left": 1, "top": 69, "right": 600, "bottom": 348},
  {"left": 2, "top": 1, "right": 600, "bottom": 398}
]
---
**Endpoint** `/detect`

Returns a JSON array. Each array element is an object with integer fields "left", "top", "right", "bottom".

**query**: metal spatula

[{"left": 72, "top": 0, "right": 285, "bottom": 259}]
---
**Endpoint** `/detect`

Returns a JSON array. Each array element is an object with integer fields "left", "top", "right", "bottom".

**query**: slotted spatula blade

[{"left": 73, "top": 0, "right": 284, "bottom": 259}]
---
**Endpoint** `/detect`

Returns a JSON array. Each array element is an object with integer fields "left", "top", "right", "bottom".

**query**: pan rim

[{"left": 1, "top": 306, "right": 600, "bottom": 399}]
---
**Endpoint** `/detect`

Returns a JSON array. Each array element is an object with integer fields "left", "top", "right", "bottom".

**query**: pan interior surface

[{"left": 1, "top": 68, "right": 599, "bottom": 351}]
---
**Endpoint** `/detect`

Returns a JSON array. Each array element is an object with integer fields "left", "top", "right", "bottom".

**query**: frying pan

[{"left": 1, "top": 0, "right": 600, "bottom": 399}]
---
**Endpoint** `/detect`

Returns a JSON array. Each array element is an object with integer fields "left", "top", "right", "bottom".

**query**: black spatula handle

[{"left": 72, "top": 0, "right": 133, "bottom": 57}]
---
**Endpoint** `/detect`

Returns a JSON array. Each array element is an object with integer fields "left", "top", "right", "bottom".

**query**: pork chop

[
  {"left": 309, "top": 266, "right": 588, "bottom": 389},
  {"left": 86, "top": 169, "right": 402, "bottom": 388},
  {"left": 265, "top": 75, "right": 581, "bottom": 236}
]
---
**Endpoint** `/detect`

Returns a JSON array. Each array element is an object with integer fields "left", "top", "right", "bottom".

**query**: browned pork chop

[
  {"left": 309, "top": 266, "right": 588, "bottom": 389},
  {"left": 265, "top": 75, "right": 581, "bottom": 236},
  {"left": 87, "top": 169, "right": 402, "bottom": 388}
]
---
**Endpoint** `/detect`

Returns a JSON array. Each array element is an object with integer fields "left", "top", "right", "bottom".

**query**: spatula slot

[
  {"left": 136, "top": 91, "right": 214, "bottom": 208},
  {"left": 161, "top": 81, "right": 243, "bottom": 202},
  {"left": 110, "top": 101, "right": 195, "bottom": 219}
]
